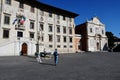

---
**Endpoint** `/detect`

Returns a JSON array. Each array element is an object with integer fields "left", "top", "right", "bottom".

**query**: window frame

[
  {"left": 5, "top": 0, "right": 11, "bottom": 5},
  {"left": 48, "top": 34, "right": 53, "bottom": 42},
  {"left": 63, "top": 26, "right": 66, "bottom": 34},
  {"left": 19, "top": 2, "right": 24, "bottom": 9},
  {"left": 4, "top": 14, "right": 10, "bottom": 25},
  {"left": 29, "top": 32, "right": 34, "bottom": 38},
  {"left": 48, "top": 25, "right": 53, "bottom": 32},
  {"left": 17, "top": 31, "right": 23, "bottom": 37},
  {"left": 31, "top": 6, "right": 35, "bottom": 13},
  {"left": 3, "top": 29, "right": 9, "bottom": 38},
  {"left": 30, "top": 20, "right": 34, "bottom": 29}
]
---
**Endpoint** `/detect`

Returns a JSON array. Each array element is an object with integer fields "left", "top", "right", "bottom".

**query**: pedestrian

[
  {"left": 36, "top": 52, "right": 42, "bottom": 63},
  {"left": 53, "top": 49, "right": 58, "bottom": 66}
]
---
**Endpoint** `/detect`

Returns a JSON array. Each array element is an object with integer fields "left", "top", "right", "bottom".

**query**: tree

[{"left": 106, "top": 32, "right": 115, "bottom": 49}]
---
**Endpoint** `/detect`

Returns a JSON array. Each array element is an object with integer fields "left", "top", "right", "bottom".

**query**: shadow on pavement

[{"left": 40, "top": 63, "right": 55, "bottom": 66}]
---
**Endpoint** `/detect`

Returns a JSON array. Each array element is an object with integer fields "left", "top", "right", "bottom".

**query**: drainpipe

[{"left": 36, "top": 7, "right": 40, "bottom": 53}]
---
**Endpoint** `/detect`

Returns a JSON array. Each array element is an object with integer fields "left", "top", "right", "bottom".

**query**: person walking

[
  {"left": 53, "top": 49, "right": 58, "bottom": 66},
  {"left": 35, "top": 52, "right": 42, "bottom": 63}
]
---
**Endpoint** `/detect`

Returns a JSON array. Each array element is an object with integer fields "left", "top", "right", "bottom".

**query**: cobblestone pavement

[{"left": 0, "top": 52, "right": 120, "bottom": 80}]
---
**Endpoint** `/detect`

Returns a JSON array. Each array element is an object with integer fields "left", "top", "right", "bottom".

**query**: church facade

[
  {"left": 75, "top": 17, "right": 108, "bottom": 52},
  {"left": 0, "top": 0, "right": 78, "bottom": 56}
]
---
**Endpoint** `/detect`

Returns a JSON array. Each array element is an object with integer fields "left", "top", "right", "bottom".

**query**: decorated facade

[
  {"left": 75, "top": 17, "right": 108, "bottom": 52},
  {"left": 0, "top": 0, "right": 78, "bottom": 56}
]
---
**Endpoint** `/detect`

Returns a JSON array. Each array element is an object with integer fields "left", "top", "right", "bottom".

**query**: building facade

[
  {"left": 75, "top": 17, "right": 108, "bottom": 52},
  {"left": 0, "top": 0, "right": 78, "bottom": 56},
  {"left": 74, "top": 34, "right": 81, "bottom": 52}
]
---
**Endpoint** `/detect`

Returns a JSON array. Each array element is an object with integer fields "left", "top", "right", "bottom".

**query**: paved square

[{"left": 0, "top": 52, "right": 120, "bottom": 80}]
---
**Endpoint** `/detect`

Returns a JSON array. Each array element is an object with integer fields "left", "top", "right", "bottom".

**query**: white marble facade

[
  {"left": 0, "top": 0, "right": 78, "bottom": 56},
  {"left": 86, "top": 17, "right": 108, "bottom": 51}
]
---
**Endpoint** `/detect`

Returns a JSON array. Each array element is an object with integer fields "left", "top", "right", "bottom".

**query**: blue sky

[{"left": 38, "top": 0, "right": 120, "bottom": 38}]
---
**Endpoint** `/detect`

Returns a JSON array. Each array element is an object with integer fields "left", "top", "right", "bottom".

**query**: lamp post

[{"left": 36, "top": 32, "right": 40, "bottom": 53}]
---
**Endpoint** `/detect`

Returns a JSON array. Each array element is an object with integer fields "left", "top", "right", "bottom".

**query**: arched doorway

[{"left": 21, "top": 43, "right": 27, "bottom": 56}]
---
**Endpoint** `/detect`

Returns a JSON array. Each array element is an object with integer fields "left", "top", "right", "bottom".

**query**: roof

[{"left": 16, "top": 0, "right": 79, "bottom": 18}]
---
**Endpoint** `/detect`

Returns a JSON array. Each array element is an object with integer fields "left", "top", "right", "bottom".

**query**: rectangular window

[
  {"left": 30, "top": 32, "right": 34, "bottom": 38},
  {"left": 49, "top": 45, "right": 53, "bottom": 48},
  {"left": 63, "top": 36, "right": 66, "bottom": 42},
  {"left": 57, "top": 26, "right": 60, "bottom": 33},
  {"left": 102, "top": 30, "right": 104, "bottom": 34},
  {"left": 63, "top": 26, "right": 66, "bottom": 34},
  {"left": 70, "top": 45, "right": 73, "bottom": 48},
  {"left": 48, "top": 25, "right": 53, "bottom": 32},
  {"left": 57, "top": 45, "right": 61, "bottom": 48},
  {"left": 69, "top": 18, "right": 72, "bottom": 22},
  {"left": 90, "top": 28, "right": 93, "bottom": 33},
  {"left": 19, "top": 2, "right": 24, "bottom": 9},
  {"left": 31, "top": 6, "right": 35, "bottom": 13},
  {"left": 64, "top": 45, "right": 67, "bottom": 48},
  {"left": 40, "top": 23, "right": 44, "bottom": 31},
  {"left": 63, "top": 16, "right": 66, "bottom": 20},
  {"left": 3, "top": 29, "right": 9, "bottom": 38},
  {"left": 69, "top": 27, "right": 72, "bottom": 34},
  {"left": 4, "top": 15, "right": 10, "bottom": 25},
  {"left": 49, "top": 35, "right": 53, "bottom": 42},
  {"left": 69, "top": 37, "right": 72, "bottom": 43},
  {"left": 57, "top": 35, "right": 60, "bottom": 42},
  {"left": 30, "top": 21, "right": 34, "bottom": 29},
  {"left": 49, "top": 12, "right": 52, "bottom": 17},
  {"left": 57, "top": 14, "right": 60, "bottom": 20},
  {"left": 40, "top": 10, "right": 44, "bottom": 16},
  {"left": 17, "top": 31, "right": 23, "bottom": 37},
  {"left": 5, "top": 0, "right": 11, "bottom": 5}
]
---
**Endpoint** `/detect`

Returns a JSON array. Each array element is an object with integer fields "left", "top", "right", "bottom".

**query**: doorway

[
  {"left": 21, "top": 43, "right": 27, "bottom": 56},
  {"left": 97, "top": 42, "right": 100, "bottom": 50}
]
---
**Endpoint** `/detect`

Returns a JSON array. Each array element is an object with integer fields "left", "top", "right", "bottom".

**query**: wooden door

[{"left": 22, "top": 43, "right": 27, "bottom": 56}]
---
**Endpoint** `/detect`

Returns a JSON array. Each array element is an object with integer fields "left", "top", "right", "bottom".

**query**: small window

[
  {"left": 63, "top": 36, "right": 66, "bottom": 42},
  {"left": 31, "top": 6, "right": 35, "bottom": 13},
  {"left": 49, "top": 45, "right": 53, "bottom": 48},
  {"left": 41, "top": 34, "right": 44, "bottom": 42},
  {"left": 48, "top": 25, "right": 52, "bottom": 32},
  {"left": 49, "top": 12, "right": 52, "bottom": 17},
  {"left": 64, "top": 45, "right": 67, "bottom": 48},
  {"left": 57, "top": 14, "right": 60, "bottom": 20},
  {"left": 69, "top": 27, "right": 72, "bottom": 34},
  {"left": 40, "top": 10, "right": 44, "bottom": 16},
  {"left": 69, "top": 18, "right": 72, "bottom": 22},
  {"left": 40, "top": 23, "right": 44, "bottom": 31},
  {"left": 30, "top": 32, "right": 34, "bottom": 38},
  {"left": 57, "top": 45, "right": 61, "bottom": 48},
  {"left": 70, "top": 45, "right": 73, "bottom": 48},
  {"left": 5, "top": 0, "right": 11, "bottom": 5},
  {"left": 30, "top": 21, "right": 34, "bottom": 29},
  {"left": 69, "top": 37, "right": 72, "bottom": 43},
  {"left": 3, "top": 29, "right": 9, "bottom": 38},
  {"left": 17, "top": 31, "right": 23, "bottom": 37},
  {"left": 102, "top": 30, "right": 104, "bottom": 34},
  {"left": 49, "top": 35, "right": 53, "bottom": 42},
  {"left": 57, "top": 35, "right": 60, "bottom": 42},
  {"left": 90, "top": 28, "right": 92, "bottom": 33},
  {"left": 63, "top": 26, "right": 66, "bottom": 34},
  {"left": 4, "top": 15, "right": 10, "bottom": 25},
  {"left": 57, "top": 26, "right": 60, "bottom": 33},
  {"left": 63, "top": 16, "right": 66, "bottom": 20},
  {"left": 19, "top": 2, "right": 24, "bottom": 9}
]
